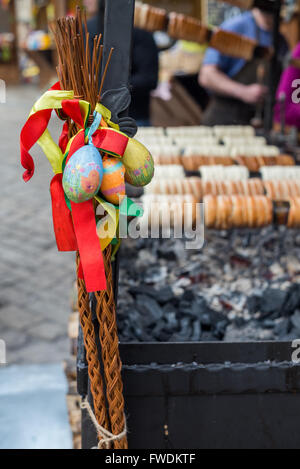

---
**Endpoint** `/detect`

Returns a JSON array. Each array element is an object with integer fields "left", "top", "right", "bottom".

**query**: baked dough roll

[
  {"left": 246, "top": 196, "right": 255, "bottom": 228},
  {"left": 277, "top": 155, "right": 295, "bottom": 166},
  {"left": 231, "top": 196, "right": 244, "bottom": 227},
  {"left": 204, "top": 195, "right": 217, "bottom": 228}
]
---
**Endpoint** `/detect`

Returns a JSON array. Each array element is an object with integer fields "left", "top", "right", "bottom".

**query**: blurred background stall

[{"left": 3, "top": 0, "right": 300, "bottom": 450}]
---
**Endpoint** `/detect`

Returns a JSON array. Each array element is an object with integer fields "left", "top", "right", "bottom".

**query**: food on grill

[
  {"left": 264, "top": 180, "right": 300, "bottom": 200},
  {"left": 202, "top": 179, "right": 264, "bottom": 197},
  {"left": 145, "top": 177, "right": 202, "bottom": 200},
  {"left": 204, "top": 195, "right": 273, "bottom": 229},
  {"left": 200, "top": 165, "right": 249, "bottom": 181},
  {"left": 141, "top": 194, "right": 198, "bottom": 227},
  {"left": 287, "top": 198, "right": 300, "bottom": 228}
]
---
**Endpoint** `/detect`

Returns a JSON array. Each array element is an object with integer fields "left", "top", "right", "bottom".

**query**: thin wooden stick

[
  {"left": 96, "top": 45, "right": 104, "bottom": 93},
  {"left": 52, "top": 7, "right": 107, "bottom": 107},
  {"left": 98, "top": 48, "right": 114, "bottom": 102}
]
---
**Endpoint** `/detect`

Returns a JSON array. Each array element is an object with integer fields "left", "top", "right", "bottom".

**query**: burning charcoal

[
  {"left": 118, "top": 229, "right": 300, "bottom": 344},
  {"left": 180, "top": 318, "right": 193, "bottom": 340},
  {"left": 158, "top": 247, "right": 178, "bottom": 261},
  {"left": 283, "top": 285, "right": 300, "bottom": 316},
  {"left": 163, "top": 312, "right": 178, "bottom": 332},
  {"left": 173, "top": 278, "right": 192, "bottom": 291},
  {"left": 134, "top": 325, "right": 151, "bottom": 342},
  {"left": 128, "top": 284, "right": 174, "bottom": 305},
  {"left": 262, "top": 319, "right": 276, "bottom": 329},
  {"left": 169, "top": 318, "right": 192, "bottom": 342},
  {"left": 160, "top": 331, "right": 173, "bottom": 342},
  {"left": 135, "top": 295, "right": 164, "bottom": 324},
  {"left": 190, "top": 320, "right": 202, "bottom": 342},
  {"left": 127, "top": 309, "right": 146, "bottom": 334},
  {"left": 210, "top": 309, "right": 228, "bottom": 324},
  {"left": 200, "top": 332, "right": 215, "bottom": 342},
  {"left": 233, "top": 317, "right": 247, "bottom": 328},
  {"left": 163, "top": 302, "right": 177, "bottom": 315},
  {"left": 213, "top": 320, "right": 228, "bottom": 340},
  {"left": 155, "top": 287, "right": 174, "bottom": 305},
  {"left": 119, "top": 319, "right": 133, "bottom": 342},
  {"left": 230, "top": 254, "right": 252, "bottom": 268},
  {"left": 224, "top": 322, "right": 274, "bottom": 342},
  {"left": 129, "top": 284, "right": 159, "bottom": 298},
  {"left": 197, "top": 297, "right": 211, "bottom": 313},
  {"left": 200, "top": 312, "right": 212, "bottom": 329},
  {"left": 152, "top": 321, "right": 166, "bottom": 341},
  {"left": 247, "top": 294, "right": 262, "bottom": 315},
  {"left": 143, "top": 266, "right": 168, "bottom": 284},
  {"left": 290, "top": 311, "right": 300, "bottom": 332},
  {"left": 182, "top": 290, "right": 196, "bottom": 303},
  {"left": 179, "top": 299, "right": 200, "bottom": 319},
  {"left": 260, "top": 289, "right": 288, "bottom": 319},
  {"left": 274, "top": 318, "right": 291, "bottom": 338}
]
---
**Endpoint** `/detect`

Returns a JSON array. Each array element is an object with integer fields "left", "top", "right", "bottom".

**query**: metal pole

[
  {"left": 79, "top": 0, "right": 136, "bottom": 449},
  {"left": 97, "top": 0, "right": 105, "bottom": 35}
]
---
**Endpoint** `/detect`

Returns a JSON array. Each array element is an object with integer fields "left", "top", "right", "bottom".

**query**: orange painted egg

[{"left": 100, "top": 156, "right": 126, "bottom": 206}]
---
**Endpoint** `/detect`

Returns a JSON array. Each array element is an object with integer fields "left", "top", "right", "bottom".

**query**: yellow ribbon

[
  {"left": 28, "top": 89, "right": 93, "bottom": 175},
  {"left": 95, "top": 103, "right": 120, "bottom": 130},
  {"left": 28, "top": 86, "right": 123, "bottom": 175},
  {"left": 29, "top": 89, "right": 74, "bottom": 174},
  {"left": 95, "top": 196, "right": 120, "bottom": 251},
  {"left": 28, "top": 89, "right": 127, "bottom": 251}
]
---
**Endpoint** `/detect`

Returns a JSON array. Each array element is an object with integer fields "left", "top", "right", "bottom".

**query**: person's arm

[{"left": 199, "top": 64, "right": 268, "bottom": 104}]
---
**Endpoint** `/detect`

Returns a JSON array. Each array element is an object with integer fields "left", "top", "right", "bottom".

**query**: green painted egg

[{"left": 123, "top": 138, "right": 154, "bottom": 187}]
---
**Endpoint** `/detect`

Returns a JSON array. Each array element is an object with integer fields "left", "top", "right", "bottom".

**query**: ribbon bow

[{"left": 20, "top": 82, "right": 143, "bottom": 292}]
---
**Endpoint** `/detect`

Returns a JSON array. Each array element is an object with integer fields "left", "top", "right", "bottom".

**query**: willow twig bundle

[
  {"left": 51, "top": 7, "right": 127, "bottom": 449},
  {"left": 50, "top": 6, "right": 113, "bottom": 109}
]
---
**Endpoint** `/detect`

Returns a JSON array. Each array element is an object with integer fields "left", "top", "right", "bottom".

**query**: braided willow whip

[
  {"left": 95, "top": 246, "right": 128, "bottom": 450},
  {"left": 52, "top": 9, "right": 127, "bottom": 449},
  {"left": 76, "top": 254, "right": 111, "bottom": 446}
]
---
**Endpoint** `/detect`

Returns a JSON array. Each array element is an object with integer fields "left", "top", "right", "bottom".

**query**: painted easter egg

[
  {"left": 122, "top": 138, "right": 155, "bottom": 187},
  {"left": 100, "top": 156, "right": 126, "bottom": 206},
  {"left": 63, "top": 145, "right": 103, "bottom": 203}
]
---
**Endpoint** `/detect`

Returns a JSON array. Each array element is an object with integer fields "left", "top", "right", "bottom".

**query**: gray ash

[{"left": 117, "top": 228, "right": 300, "bottom": 343}]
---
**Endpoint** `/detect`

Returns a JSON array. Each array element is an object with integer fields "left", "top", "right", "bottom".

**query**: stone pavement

[{"left": 0, "top": 85, "right": 75, "bottom": 364}]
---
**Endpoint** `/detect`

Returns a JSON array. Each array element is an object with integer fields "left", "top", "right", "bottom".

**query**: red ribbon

[
  {"left": 20, "top": 84, "right": 119, "bottom": 292},
  {"left": 49, "top": 130, "right": 86, "bottom": 253},
  {"left": 20, "top": 82, "right": 61, "bottom": 182},
  {"left": 50, "top": 174, "right": 77, "bottom": 252},
  {"left": 59, "top": 121, "right": 70, "bottom": 154},
  {"left": 93, "top": 128, "right": 128, "bottom": 157},
  {"left": 61, "top": 99, "right": 85, "bottom": 128},
  {"left": 71, "top": 200, "right": 106, "bottom": 292},
  {"left": 67, "top": 131, "right": 106, "bottom": 292}
]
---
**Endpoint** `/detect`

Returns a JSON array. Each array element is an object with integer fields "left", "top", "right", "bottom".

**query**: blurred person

[
  {"left": 199, "top": 7, "right": 289, "bottom": 126},
  {"left": 84, "top": 0, "right": 98, "bottom": 17},
  {"left": 85, "top": 0, "right": 159, "bottom": 126},
  {"left": 274, "top": 43, "right": 300, "bottom": 130},
  {"left": 129, "top": 28, "right": 159, "bottom": 126}
]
